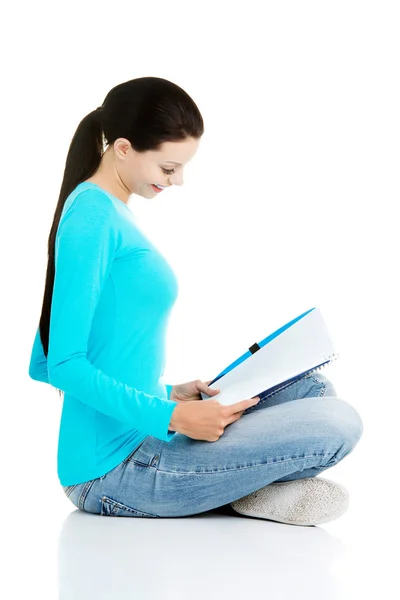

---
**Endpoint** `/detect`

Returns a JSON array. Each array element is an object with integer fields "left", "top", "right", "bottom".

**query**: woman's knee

[{"left": 319, "top": 396, "right": 364, "bottom": 450}]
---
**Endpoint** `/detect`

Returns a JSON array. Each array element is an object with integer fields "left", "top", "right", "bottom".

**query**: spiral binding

[{"left": 298, "top": 352, "right": 340, "bottom": 379}]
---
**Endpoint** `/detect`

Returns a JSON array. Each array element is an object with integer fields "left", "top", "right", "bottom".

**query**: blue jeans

[{"left": 62, "top": 371, "right": 363, "bottom": 517}]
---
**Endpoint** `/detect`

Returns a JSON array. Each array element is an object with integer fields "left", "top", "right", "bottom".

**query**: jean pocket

[
  {"left": 100, "top": 494, "right": 159, "bottom": 518},
  {"left": 122, "top": 436, "right": 162, "bottom": 467},
  {"left": 122, "top": 436, "right": 150, "bottom": 464}
]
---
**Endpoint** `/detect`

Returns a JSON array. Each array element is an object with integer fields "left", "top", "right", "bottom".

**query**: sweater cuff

[{"left": 165, "top": 383, "right": 173, "bottom": 400}]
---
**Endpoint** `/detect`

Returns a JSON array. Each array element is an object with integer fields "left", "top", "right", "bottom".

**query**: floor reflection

[{"left": 58, "top": 508, "right": 346, "bottom": 599}]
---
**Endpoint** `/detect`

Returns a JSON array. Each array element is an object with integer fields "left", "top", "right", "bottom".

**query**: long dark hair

[{"left": 38, "top": 76, "right": 204, "bottom": 397}]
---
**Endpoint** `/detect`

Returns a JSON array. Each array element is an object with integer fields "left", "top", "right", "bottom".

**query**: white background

[{"left": 1, "top": 1, "right": 399, "bottom": 598}]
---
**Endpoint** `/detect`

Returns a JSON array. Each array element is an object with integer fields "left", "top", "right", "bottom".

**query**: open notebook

[{"left": 200, "top": 307, "right": 339, "bottom": 406}]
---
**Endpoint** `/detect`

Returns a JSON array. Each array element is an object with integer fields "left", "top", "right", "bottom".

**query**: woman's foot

[{"left": 230, "top": 477, "right": 350, "bottom": 526}]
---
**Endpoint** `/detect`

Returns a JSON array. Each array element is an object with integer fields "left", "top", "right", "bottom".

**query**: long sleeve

[{"left": 47, "top": 190, "right": 178, "bottom": 442}]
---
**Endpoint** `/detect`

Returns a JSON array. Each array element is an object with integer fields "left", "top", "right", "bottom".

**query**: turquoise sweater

[{"left": 28, "top": 182, "right": 179, "bottom": 486}]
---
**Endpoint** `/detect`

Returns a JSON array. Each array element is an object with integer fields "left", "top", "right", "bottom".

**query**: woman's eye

[{"left": 162, "top": 167, "right": 175, "bottom": 175}]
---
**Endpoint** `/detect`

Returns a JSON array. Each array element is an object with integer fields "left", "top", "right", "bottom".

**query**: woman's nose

[{"left": 170, "top": 172, "right": 184, "bottom": 186}]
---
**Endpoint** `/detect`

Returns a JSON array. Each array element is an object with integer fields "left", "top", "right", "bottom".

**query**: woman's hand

[{"left": 171, "top": 379, "right": 220, "bottom": 403}]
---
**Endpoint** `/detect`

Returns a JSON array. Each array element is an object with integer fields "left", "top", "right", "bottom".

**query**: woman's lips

[{"left": 151, "top": 184, "right": 164, "bottom": 193}]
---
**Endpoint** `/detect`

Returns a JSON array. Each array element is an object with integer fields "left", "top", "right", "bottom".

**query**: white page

[{"left": 201, "top": 308, "right": 338, "bottom": 406}]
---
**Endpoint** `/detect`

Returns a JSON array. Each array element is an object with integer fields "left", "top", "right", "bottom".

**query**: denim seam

[
  {"left": 264, "top": 376, "right": 306, "bottom": 399},
  {"left": 308, "top": 373, "right": 328, "bottom": 395},
  {"left": 63, "top": 484, "right": 78, "bottom": 498},
  {"left": 154, "top": 452, "right": 333, "bottom": 475},
  {"left": 78, "top": 479, "right": 97, "bottom": 510},
  {"left": 130, "top": 459, "right": 159, "bottom": 468}
]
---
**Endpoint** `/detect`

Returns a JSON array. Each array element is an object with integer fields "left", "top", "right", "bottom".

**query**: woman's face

[{"left": 112, "top": 136, "right": 201, "bottom": 200}]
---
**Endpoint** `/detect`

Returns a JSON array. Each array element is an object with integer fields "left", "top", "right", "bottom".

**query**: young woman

[{"left": 28, "top": 76, "right": 363, "bottom": 526}]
